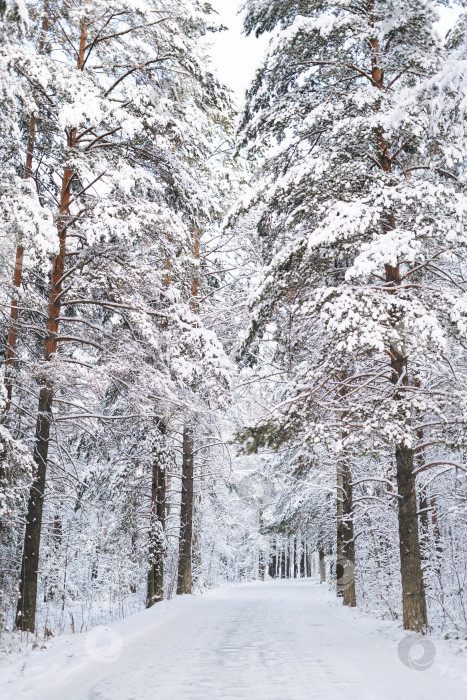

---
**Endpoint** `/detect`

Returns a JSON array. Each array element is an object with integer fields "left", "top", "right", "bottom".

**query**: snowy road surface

[{"left": 3, "top": 580, "right": 465, "bottom": 700}]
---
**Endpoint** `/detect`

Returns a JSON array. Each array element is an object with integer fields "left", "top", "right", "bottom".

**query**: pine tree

[
  {"left": 238, "top": 0, "right": 466, "bottom": 630},
  {"left": 10, "top": 0, "right": 233, "bottom": 632}
]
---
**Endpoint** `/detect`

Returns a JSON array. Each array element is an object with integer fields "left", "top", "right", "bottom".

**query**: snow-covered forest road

[{"left": 6, "top": 579, "right": 464, "bottom": 700}]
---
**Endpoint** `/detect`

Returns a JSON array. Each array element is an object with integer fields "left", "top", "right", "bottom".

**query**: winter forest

[{"left": 0, "top": 0, "right": 466, "bottom": 698}]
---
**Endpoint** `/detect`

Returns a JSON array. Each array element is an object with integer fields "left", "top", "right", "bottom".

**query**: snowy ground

[{"left": 1, "top": 579, "right": 466, "bottom": 699}]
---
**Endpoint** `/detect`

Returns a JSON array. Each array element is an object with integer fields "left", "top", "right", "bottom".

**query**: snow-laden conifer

[{"left": 238, "top": 0, "right": 466, "bottom": 630}]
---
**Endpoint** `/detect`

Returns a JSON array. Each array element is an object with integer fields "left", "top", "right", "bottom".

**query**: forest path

[{"left": 48, "top": 579, "right": 457, "bottom": 700}]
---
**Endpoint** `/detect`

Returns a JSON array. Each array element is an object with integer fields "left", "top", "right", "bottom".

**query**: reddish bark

[{"left": 16, "top": 19, "right": 88, "bottom": 632}]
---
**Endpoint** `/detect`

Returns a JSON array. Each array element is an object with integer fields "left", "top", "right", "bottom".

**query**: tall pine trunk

[
  {"left": 369, "top": 17, "right": 427, "bottom": 630},
  {"left": 15, "top": 177, "right": 69, "bottom": 632},
  {"left": 176, "top": 221, "right": 201, "bottom": 595},
  {"left": 15, "top": 21, "right": 88, "bottom": 633},
  {"left": 269, "top": 538, "right": 277, "bottom": 578},
  {"left": 337, "top": 457, "right": 356, "bottom": 606},
  {"left": 300, "top": 541, "right": 305, "bottom": 578},
  {"left": 336, "top": 376, "right": 356, "bottom": 606},
  {"left": 306, "top": 544, "right": 312, "bottom": 578},
  {"left": 177, "top": 424, "right": 194, "bottom": 594},
  {"left": 395, "top": 444, "right": 428, "bottom": 631},
  {"left": 387, "top": 268, "right": 427, "bottom": 631}
]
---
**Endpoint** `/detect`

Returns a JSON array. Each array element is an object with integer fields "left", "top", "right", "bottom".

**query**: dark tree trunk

[
  {"left": 336, "top": 373, "right": 356, "bottom": 607},
  {"left": 306, "top": 544, "right": 312, "bottom": 577},
  {"left": 16, "top": 383, "right": 52, "bottom": 631},
  {"left": 300, "top": 541, "right": 305, "bottom": 578},
  {"left": 177, "top": 424, "right": 194, "bottom": 595},
  {"left": 337, "top": 458, "right": 356, "bottom": 607},
  {"left": 147, "top": 422, "right": 167, "bottom": 607},
  {"left": 269, "top": 538, "right": 277, "bottom": 578},
  {"left": 319, "top": 548, "right": 326, "bottom": 583},
  {"left": 280, "top": 548, "right": 286, "bottom": 578},
  {"left": 387, "top": 265, "right": 427, "bottom": 632},
  {"left": 395, "top": 443, "right": 428, "bottom": 631},
  {"left": 259, "top": 553, "right": 265, "bottom": 581}
]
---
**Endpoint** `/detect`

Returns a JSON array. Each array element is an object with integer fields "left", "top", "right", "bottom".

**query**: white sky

[
  {"left": 208, "top": 2, "right": 463, "bottom": 101},
  {"left": 208, "top": 0, "right": 268, "bottom": 102}
]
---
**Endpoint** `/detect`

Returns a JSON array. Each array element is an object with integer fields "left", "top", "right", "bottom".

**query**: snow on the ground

[{"left": 1, "top": 579, "right": 466, "bottom": 699}]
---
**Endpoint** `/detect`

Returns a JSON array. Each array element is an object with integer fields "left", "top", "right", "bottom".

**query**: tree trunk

[
  {"left": 306, "top": 544, "right": 312, "bottom": 578},
  {"left": 15, "top": 173, "right": 69, "bottom": 632},
  {"left": 300, "top": 540, "right": 305, "bottom": 578},
  {"left": 269, "top": 538, "right": 277, "bottom": 578},
  {"left": 395, "top": 443, "right": 428, "bottom": 631},
  {"left": 385, "top": 263, "right": 427, "bottom": 632},
  {"left": 147, "top": 422, "right": 167, "bottom": 607},
  {"left": 175, "top": 219, "right": 200, "bottom": 596},
  {"left": 15, "top": 384, "right": 52, "bottom": 630},
  {"left": 336, "top": 374, "right": 356, "bottom": 607},
  {"left": 337, "top": 457, "right": 356, "bottom": 606},
  {"left": 319, "top": 548, "right": 326, "bottom": 583},
  {"left": 391, "top": 352, "right": 428, "bottom": 632},
  {"left": 177, "top": 424, "right": 194, "bottom": 595},
  {"left": 15, "top": 20, "right": 87, "bottom": 633}
]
